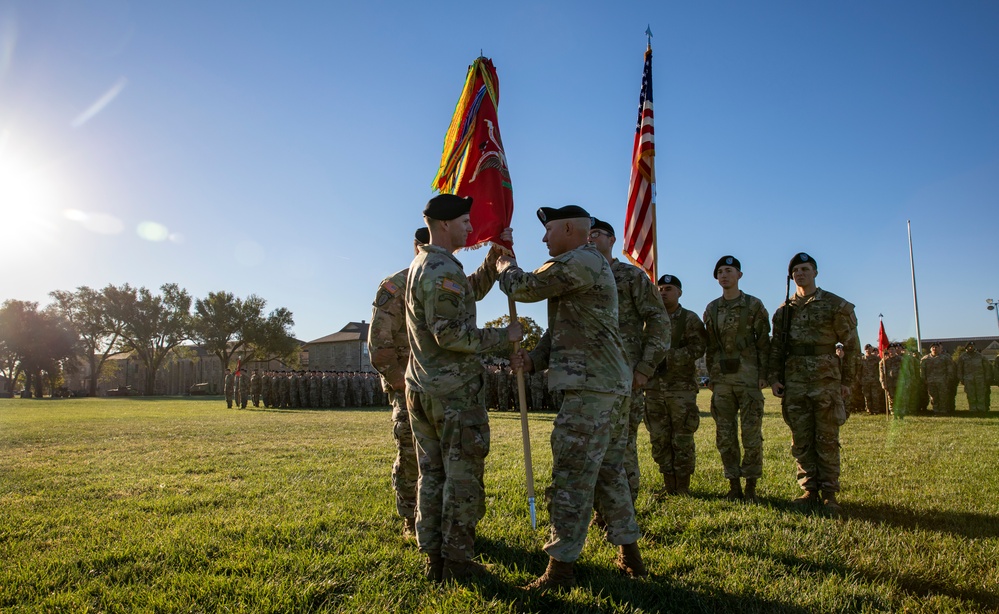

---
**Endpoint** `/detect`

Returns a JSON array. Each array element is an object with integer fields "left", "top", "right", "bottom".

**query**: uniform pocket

[{"left": 460, "top": 407, "right": 490, "bottom": 458}]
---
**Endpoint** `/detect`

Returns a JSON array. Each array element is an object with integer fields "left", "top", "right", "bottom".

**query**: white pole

[{"left": 908, "top": 220, "right": 922, "bottom": 353}]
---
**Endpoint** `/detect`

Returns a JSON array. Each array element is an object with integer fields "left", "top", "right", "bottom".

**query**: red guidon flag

[
  {"left": 623, "top": 42, "right": 657, "bottom": 280},
  {"left": 878, "top": 321, "right": 890, "bottom": 359},
  {"left": 432, "top": 57, "right": 513, "bottom": 252}
]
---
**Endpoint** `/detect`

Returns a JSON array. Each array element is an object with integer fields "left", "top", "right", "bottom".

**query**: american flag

[{"left": 623, "top": 44, "right": 657, "bottom": 280}]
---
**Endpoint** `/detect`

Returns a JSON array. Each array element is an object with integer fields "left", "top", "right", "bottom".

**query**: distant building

[{"left": 303, "top": 321, "right": 372, "bottom": 372}]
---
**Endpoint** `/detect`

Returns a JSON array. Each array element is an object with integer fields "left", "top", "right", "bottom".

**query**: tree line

[{"left": 0, "top": 284, "right": 297, "bottom": 397}]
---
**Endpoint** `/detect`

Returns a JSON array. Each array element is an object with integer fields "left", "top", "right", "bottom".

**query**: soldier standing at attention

[
  {"left": 588, "top": 218, "right": 670, "bottom": 503},
  {"left": 497, "top": 205, "right": 645, "bottom": 592},
  {"left": 958, "top": 342, "right": 992, "bottom": 412},
  {"left": 769, "top": 252, "right": 859, "bottom": 512},
  {"left": 368, "top": 227, "right": 429, "bottom": 541},
  {"left": 237, "top": 368, "right": 249, "bottom": 409},
  {"left": 703, "top": 256, "right": 770, "bottom": 502},
  {"left": 405, "top": 194, "right": 520, "bottom": 582},
  {"left": 880, "top": 344, "right": 902, "bottom": 415},
  {"left": 860, "top": 345, "right": 885, "bottom": 414},
  {"left": 250, "top": 369, "right": 261, "bottom": 408},
  {"left": 921, "top": 342, "right": 955, "bottom": 415},
  {"left": 644, "top": 275, "right": 706, "bottom": 496},
  {"left": 223, "top": 368, "right": 234, "bottom": 409}
]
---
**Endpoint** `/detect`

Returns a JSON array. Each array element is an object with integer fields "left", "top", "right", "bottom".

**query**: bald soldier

[
  {"left": 588, "top": 218, "right": 670, "bottom": 502},
  {"left": 769, "top": 252, "right": 860, "bottom": 512},
  {"left": 498, "top": 205, "right": 645, "bottom": 592},
  {"left": 368, "top": 227, "right": 431, "bottom": 541},
  {"left": 405, "top": 194, "right": 521, "bottom": 582}
]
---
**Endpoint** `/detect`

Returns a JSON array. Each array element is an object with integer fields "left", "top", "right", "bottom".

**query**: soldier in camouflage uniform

[
  {"left": 588, "top": 218, "right": 670, "bottom": 503},
  {"left": 496, "top": 365, "right": 510, "bottom": 411},
  {"left": 498, "top": 205, "right": 645, "bottom": 592},
  {"left": 958, "top": 342, "right": 992, "bottom": 412},
  {"left": 223, "top": 368, "right": 234, "bottom": 408},
  {"left": 860, "top": 345, "right": 886, "bottom": 414},
  {"left": 369, "top": 228, "right": 429, "bottom": 540},
  {"left": 880, "top": 344, "right": 902, "bottom": 415},
  {"left": 336, "top": 372, "right": 347, "bottom": 407},
  {"left": 237, "top": 369, "right": 249, "bottom": 409},
  {"left": 921, "top": 342, "right": 955, "bottom": 414},
  {"left": 645, "top": 274, "right": 706, "bottom": 496},
  {"left": 769, "top": 253, "right": 859, "bottom": 512},
  {"left": 405, "top": 195, "right": 518, "bottom": 582},
  {"left": 703, "top": 256, "right": 770, "bottom": 502},
  {"left": 249, "top": 369, "right": 261, "bottom": 407}
]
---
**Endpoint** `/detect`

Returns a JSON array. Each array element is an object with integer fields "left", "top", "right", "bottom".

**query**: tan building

[{"left": 303, "top": 321, "right": 373, "bottom": 372}]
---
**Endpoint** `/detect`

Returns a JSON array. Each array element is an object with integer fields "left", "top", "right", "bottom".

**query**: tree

[
  {"left": 49, "top": 285, "right": 128, "bottom": 396},
  {"left": 107, "top": 283, "right": 193, "bottom": 395},
  {"left": 0, "top": 300, "right": 80, "bottom": 397},
  {"left": 483, "top": 315, "right": 544, "bottom": 357},
  {"left": 191, "top": 292, "right": 297, "bottom": 369}
]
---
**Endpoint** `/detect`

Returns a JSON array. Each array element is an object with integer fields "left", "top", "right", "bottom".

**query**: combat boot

[
  {"left": 590, "top": 509, "right": 607, "bottom": 531},
  {"left": 402, "top": 516, "right": 417, "bottom": 541},
  {"left": 523, "top": 557, "right": 575, "bottom": 592},
  {"left": 442, "top": 558, "right": 493, "bottom": 582},
  {"left": 792, "top": 490, "right": 820, "bottom": 507},
  {"left": 659, "top": 473, "right": 677, "bottom": 496},
  {"left": 675, "top": 474, "right": 691, "bottom": 495},
  {"left": 821, "top": 491, "right": 842, "bottom": 512},
  {"left": 616, "top": 542, "right": 648, "bottom": 578},
  {"left": 424, "top": 553, "right": 444, "bottom": 582},
  {"left": 743, "top": 478, "right": 758, "bottom": 503},
  {"left": 725, "top": 478, "right": 743, "bottom": 501}
]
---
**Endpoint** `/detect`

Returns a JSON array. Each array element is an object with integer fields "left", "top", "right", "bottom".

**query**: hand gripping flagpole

[{"left": 508, "top": 298, "right": 536, "bottom": 529}]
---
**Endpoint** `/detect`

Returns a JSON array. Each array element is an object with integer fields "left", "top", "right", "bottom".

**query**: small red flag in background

[
  {"left": 878, "top": 321, "right": 890, "bottom": 358},
  {"left": 432, "top": 57, "right": 513, "bottom": 252},
  {"left": 623, "top": 44, "right": 657, "bottom": 280}
]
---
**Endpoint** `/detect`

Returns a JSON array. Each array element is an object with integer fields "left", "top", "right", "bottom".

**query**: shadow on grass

[
  {"left": 471, "top": 536, "right": 812, "bottom": 614},
  {"left": 724, "top": 543, "right": 999, "bottom": 611}
]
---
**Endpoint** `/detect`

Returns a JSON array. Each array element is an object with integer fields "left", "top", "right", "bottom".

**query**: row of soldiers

[
  {"left": 480, "top": 364, "right": 562, "bottom": 412},
  {"left": 221, "top": 369, "right": 387, "bottom": 409},
  {"left": 856, "top": 340, "right": 995, "bottom": 414}
]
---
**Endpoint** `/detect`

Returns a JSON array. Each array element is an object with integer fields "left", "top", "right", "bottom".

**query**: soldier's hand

[
  {"left": 496, "top": 255, "right": 518, "bottom": 274},
  {"left": 507, "top": 320, "right": 523, "bottom": 342},
  {"left": 840, "top": 385, "right": 850, "bottom": 400},
  {"left": 759, "top": 378, "right": 768, "bottom": 390},
  {"left": 511, "top": 348, "right": 533, "bottom": 373},
  {"left": 633, "top": 371, "right": 649, "bottom": 390},
  {"left": 499, "top": 226, "right": 514, "bottom": 246},
  {"left": 771, "top": 382, "right": 785, "bottom": 398}
]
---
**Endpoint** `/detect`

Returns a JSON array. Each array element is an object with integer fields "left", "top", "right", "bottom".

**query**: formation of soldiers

[{"left": 222, "top": 368, "right": 387, "bottom": 410}]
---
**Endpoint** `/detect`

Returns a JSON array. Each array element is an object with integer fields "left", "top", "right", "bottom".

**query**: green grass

[{"left": 1, "top": 390, "right": 998, "bottom": 613}]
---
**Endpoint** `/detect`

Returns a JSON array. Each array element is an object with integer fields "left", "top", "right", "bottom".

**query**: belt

[{"left": 788, "top": 344, "right": 837, "bottom": 357}]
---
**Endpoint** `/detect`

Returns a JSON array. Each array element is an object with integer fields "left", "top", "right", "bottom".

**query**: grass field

[{"left": 2, "top": 391, "right": 998, "bottom": 613}]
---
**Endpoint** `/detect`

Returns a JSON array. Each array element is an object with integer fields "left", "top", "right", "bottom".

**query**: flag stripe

[{"left": 623, "top": 48, "right": 656, "bottom": 280}]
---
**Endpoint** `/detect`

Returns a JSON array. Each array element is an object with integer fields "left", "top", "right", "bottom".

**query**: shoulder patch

[
  {"left": 440, "top": 278, "right": 464, "bottom": 295},
  {"left": 375, "top": 290, "right": 393, "bottom": 307},
  {"left": 382, "top": 280, "right": 399, "bottom": 295}
]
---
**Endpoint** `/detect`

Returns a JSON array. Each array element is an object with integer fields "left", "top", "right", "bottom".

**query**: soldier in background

[
  {"left": 499, "top": 205, "right": 645, "bottom": 592},
  {"left": 405, "top": 195, "right": 518, "bottom": 582},
  {"left": 237, "top": 368, "right": 249, "bottom": 409},
  {"left": 497, "top": 365, "right": 510, "bottom": 411},
  {"left": 703, "top": 256, "right": 770, "bottom": 503},
  {"left": 958, "top": 342, "right": 992, "bottom": 412},
  {"left": 223, "top": 368, "right": 234, "bottom": 409},
  {"left": 261, "top": 371, "right": 272, "bottom": 408},
  {"left": 880, "top": 344, "right": 902, "bottom": 415},
  {"left": 921, "top": 342, "right": 955, "bottom": 415},
  {"left": 645, "top": 274, "right": 706, "bottom": 496},
  {"left": 860, "top": 345, "right": 886, "bottom": 414},
  {"left": 589, "top": 218, "right": 670, "bottom": 503},
  {"left": 336, "top": 372, "right": 347, "bottom": 408},
  {"left": 250, "top": 369, "right": 261, "bottom": 408},
  {"left": 769, "top": 252, "right": 859, "bottom": 512}
]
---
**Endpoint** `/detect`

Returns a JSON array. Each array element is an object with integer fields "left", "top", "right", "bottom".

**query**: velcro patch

[
  {"left": 441, "top": 278, "right": 464, "bottom": 295},
  {"left": 382, "top": 280, "right": 399, "bottom": 295}
]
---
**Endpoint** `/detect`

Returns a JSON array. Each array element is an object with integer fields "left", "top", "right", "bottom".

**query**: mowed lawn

[{"left": 1, "top": 391, "right": 997, "bottom": 613}]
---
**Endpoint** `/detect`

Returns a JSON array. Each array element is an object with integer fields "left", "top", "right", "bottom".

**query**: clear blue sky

[{"left": 2, "top": 1, "right": 998, "bottom": 347}]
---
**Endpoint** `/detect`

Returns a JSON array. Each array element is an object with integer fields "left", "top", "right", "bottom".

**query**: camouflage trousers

[
  {"left": 964, "top": 382, "right": 991, "bottom": 412},
  {"left": 389, "top": 389, "right": 418, "bottom": 520},
  {"left": 643, "top": 387, "right": 699, "bottom": 479},
  {"left": 709, "top": 383, "right": 764, "bottom": 480},
  {"left": 251, "top": 392, "right": 260, "bottom": 407},
  {"left": 926, "top": 381, "right": 950, "bottom": 414},
  {"left": 862, "top": 382, "right": 886, "bottom": 414},
  {"left": 781, "top": 382, "right": 845, "bottom": 494},
  {"left": 224, "top": 390, "right": 234, "bottom": 408},
  {"left": 624, "top": 387, "right": 645, "bottom": 502},
  {"left": 407, "top": 379, "right": 488, "bottom": 562},
  {"left": 548, "top": 390, "right": 640, "bottom": 563}
]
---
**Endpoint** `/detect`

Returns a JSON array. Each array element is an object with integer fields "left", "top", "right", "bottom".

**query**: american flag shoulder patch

[
  {"left": 382, "top": 280, "right": 399, "bottom": 295},
  {"left": 440, "top": 278, "right": 464, "bottom": 295}
]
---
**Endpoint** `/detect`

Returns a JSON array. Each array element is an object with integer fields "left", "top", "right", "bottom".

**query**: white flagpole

[{"left": 907, "top": 220, "right": 922, "bottom": 353}]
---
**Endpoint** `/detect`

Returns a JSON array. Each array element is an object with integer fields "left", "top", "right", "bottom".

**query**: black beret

[
  {"left": 590, "top": 218, "right": 615, "bottom": 236},
  {"left": 537, "top": 205, "right": 592, "bottom": 225},
  {"left": 657, "top": 274, "right": 681, "bottom": 289},
  {"left": 414, "top": 227, "right": 430, "bottom": 244},
  {"left": 788, "top": 252, "right": 817, "bottom": 275},
  {"left": 424, "top": 194, "right": 473, "bottom": 221},
  {"left": 713, "top": 255, "right": 741, "bottom": 278}
]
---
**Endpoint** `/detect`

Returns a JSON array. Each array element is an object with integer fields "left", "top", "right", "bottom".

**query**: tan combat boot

[
  {"left": 725, "top": 478, "right": 743, "bottom": 501},
  {"left": 523, "top": 556, "right": 576, "bottom": 592},
  {"left": 424, "top": 553, "right": 444, "bottom": 582},
  {"left": 675, "top": 474, "right": 691, "bottom": 495},
  {"left": 442, "top": 557, "right": 493, "bottom": 582},
  {"left": 660, "top": 473, "right": 677, "bottom": 496},
  {"left": 743, "top": 478, "right": 758, "bottom": 503},
  {"left": 821, "top": 491, "right": 842, "bottom": 512},
  {"left": 616, "top": 542, "right": 648, "bottom": 578},
  {"left": 792, "top": 490, "right": 820, "bottom": 507},
  {"left": 403, "top": 516, "right": 417, "bottom": 541}
]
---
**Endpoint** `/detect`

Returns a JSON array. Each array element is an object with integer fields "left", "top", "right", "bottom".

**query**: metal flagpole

[{"left": 908, "top": 220, "right": 922, "bottom": 353}]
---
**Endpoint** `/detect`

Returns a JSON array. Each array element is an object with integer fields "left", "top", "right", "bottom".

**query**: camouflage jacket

[
  {"left": 368, "top": 268, "right": 410, "bottom": 394},
  {"left": 611, "top": 259, "right": 671, "bottom": 379},
  {"left": 703, "top": 292, "right": 770, "bottom": 387},
  {"left": 500, "top": 243, "right": 630, "bottom": 395},
  {"left": 879, "top": 355, "right": 901, "bottom": 389},
  {"left": 920, "top": 353, "right": 955, "bottom": 384},
  {"left": 405, "top": 244, "right": 507, "bottom": 396},
  {"left": 957, "top": 351, "right": 992, "bottom": 385},
  {"left": 860, "top": 354, "right": 882, "bottom": 385},
  {"left": 223, "top": 373, "right": 235, "bottom": 393},
  {"left": 652, "top": 304, "right": 707, "bottom": 391},
  {"left": 250, "top": 373, "right": 261, "bottom": 393},
  {"left": 768, "top": 288, "right": 860, "bottom": 387}
]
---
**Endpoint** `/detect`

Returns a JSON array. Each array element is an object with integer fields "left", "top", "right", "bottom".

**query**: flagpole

[
  {"left": 907, "top": 220, "right": 922, "bottom": 354},
  {"left": 508, "top": 297, "right": 536, "bottom": 529},
  {"left": 880, "top": 314, "right": 889, "bottom": 422}
]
